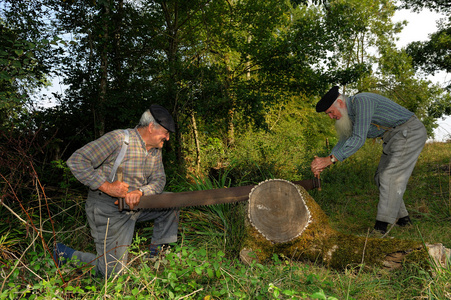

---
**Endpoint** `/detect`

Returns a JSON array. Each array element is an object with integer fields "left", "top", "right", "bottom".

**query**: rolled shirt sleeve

[{"left": 67, "top": 131, "right": 121, "bottom": 190}]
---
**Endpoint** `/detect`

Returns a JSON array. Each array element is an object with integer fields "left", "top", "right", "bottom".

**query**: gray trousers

[
  {"left": 375, "top": 116, "right": 427, "bottom": 224},
  {"left": 73, "top": 190, "right": 179, "bottom": 277}
]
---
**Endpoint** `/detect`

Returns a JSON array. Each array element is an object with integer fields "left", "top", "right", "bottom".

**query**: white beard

[{"left": 335, "top": 106, "right": 353, "bottom": 141}]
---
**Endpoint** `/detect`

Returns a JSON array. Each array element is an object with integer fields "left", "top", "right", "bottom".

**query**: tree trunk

[
  {"left": 97, "top": 0, "right": 110, "bottom": 138},
  {"left": 190, "top": 110, "right": 201, "bottom": 173},
  {"left": 224, "top": 54, "right": 235, "bottom": 147},
  {"left": 160, "top": 1, "right": 185, "bottom": 172},
  {"left": 240, "top": 179, "right": 450, "bottom": 271}
]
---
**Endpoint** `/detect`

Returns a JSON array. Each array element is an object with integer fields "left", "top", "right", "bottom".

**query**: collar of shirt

[{"left": 133, "top": 127, "right": 159, "bottom": 156}]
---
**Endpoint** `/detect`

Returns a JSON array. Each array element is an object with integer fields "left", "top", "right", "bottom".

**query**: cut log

[
  {"left": 248, "top": 179, "right": 311, "bottom": 243},
  {"left": 240, "top": 179, "right": 450, "bottom": 271}
]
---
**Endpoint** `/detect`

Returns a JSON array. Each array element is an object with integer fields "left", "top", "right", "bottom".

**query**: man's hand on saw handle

[
  {"left": 99, "top": 181, "right": 143, "bottom": 210},
  {"left": 311, "top": 156, "right": 333, "bottom": 176},
  {"left": 118, "top": 190, "right": 143, "bottom": 210}
]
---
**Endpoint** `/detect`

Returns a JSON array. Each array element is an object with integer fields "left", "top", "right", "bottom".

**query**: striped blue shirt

[{"left": 331, "top": 93, "right": 414, "bottom": 161}]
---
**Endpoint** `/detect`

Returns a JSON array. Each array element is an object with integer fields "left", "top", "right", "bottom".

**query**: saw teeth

[{"left": 127, "top": 203, "right": 245, "bottom": 211}]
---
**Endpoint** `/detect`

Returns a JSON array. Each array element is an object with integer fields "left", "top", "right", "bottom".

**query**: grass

[
  {"left": 1, "top": 141, "right": 451, "bottom": 299},
  {"left": 312, "top": 141, "right": 451, "bottom": 245}
]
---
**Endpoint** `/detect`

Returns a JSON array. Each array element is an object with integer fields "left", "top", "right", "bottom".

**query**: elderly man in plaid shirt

[{"left": 54, "top": 104, "right": 179, "bottom": 277}]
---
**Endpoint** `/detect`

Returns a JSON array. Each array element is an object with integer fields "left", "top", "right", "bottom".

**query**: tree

[
  {"left": 400, "top": 0, "right": 451, "bottom": 90},
  {"left": 0, "top": 1, "right": 57, "bottom": 130},
  {"left": 406, "top": 23, "right": 451, "bottom": 88},
  {"left": 318, "top": 0, "right": 450, "bottom": 136},
  {"left": 47, "top": 0, "right": 332, "bottom": 174}
]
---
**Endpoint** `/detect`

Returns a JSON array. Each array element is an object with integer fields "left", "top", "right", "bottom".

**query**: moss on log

[{"left": 240, "top": 179, "right": 447, "bottom": 270}]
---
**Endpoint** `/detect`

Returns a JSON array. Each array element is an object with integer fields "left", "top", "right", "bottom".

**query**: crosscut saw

[{"left": 118, "top": 178, "right": 320, "bottom": 211}]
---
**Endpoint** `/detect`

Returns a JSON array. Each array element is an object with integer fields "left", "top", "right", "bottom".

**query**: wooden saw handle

[
  {"left": 315, "top": 174, "right": 321, "bottom": 191},
  {"left": 313, "top": 156, "right": 322, "bottom": 191},
  {"left": 117, "top": 167, "right": 125, "bottom": 211}
]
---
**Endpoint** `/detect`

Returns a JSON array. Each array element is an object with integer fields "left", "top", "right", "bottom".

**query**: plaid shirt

[
  {"left": 331, "top": 93, "right": 414, "bottom": 161},
  {"left": 67, "top": 128, "right": 166, "bottom": 195}
]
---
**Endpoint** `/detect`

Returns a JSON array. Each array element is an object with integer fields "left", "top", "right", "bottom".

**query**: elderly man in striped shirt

[
  {"left": 54, "top": 104, "right": 179, "bottom": 277},
  {"left": 311, "top": 86, "right": 427, "bottom": 235}
]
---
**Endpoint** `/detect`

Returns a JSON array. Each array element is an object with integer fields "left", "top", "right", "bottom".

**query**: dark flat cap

[
  {"left": 316, "top": 86, "right": 340, "bottom": 112},
  {"left": 149, "top": 104, "right": 175, "bottom": 133}
]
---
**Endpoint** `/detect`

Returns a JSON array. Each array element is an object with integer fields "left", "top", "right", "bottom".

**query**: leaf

[
  {"left": 115, "top": 283, "right": 122, "bottom": 292},
  {"left": 195, "top": 267, "right": 202, "bottom": 275},
  {"left": 207, "top": 268, "right": 214, "bottom": 278},
  {"left": 311, "top": 290, "right": 327, "bottom": 300}
]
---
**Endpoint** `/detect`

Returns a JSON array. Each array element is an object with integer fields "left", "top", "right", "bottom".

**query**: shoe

[
  {"left": 396, "top": 216, "right": 412, "bottom": 227},
  {"left": 149, "top": 243, "right": 168, "bottom": 258},
  {"left": 373, "top": 220, "right": 388, "bottom": 234},
  {"left": 53, "top": 243, "right": 75, "bottom": 267}
]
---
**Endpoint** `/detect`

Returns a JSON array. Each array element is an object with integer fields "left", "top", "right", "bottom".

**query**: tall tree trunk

[
  {"left": 227, "top": 105, "right": 235, "bottom": 146},
  {"left": 97, "top": 0, "right": 110, "bottom": 138},
  {"left": 161, "top": 1, "right": 186, "bottom": 172},
  {"left": 112, "top": 0, "right": 123, "bottom": 86},
  {"left": 224, "top": 54, "right": 235, "bottom": 146},
  {"left": 190, "top": 111, "right": 201, "bottom": 173}
]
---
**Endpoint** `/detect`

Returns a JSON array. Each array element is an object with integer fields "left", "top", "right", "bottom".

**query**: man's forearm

[
  {"left": 99, "top": 180, "right": 130, "bottom": 198},
  {"left": 67, "top": 152, "right": 107, "bottom": 189}
]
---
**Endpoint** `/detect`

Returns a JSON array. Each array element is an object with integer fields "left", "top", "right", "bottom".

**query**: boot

[
  {"left": 396, "top": 216, "right": 412, "bottom": 227},
  {"left": 53, "top": 243, "right": 75, "bottom": 267},
  {"left": 149, "top": 243, "right": 168, "bottom": 258},
  {"left": 373, "top": 220, "right": 389, "bottom": 234}
]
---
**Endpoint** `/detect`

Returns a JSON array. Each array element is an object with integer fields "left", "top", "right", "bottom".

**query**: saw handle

[
  {"left": 315, "top": 174, "right": 321, "bottom": 191},
  {"left": 117, "top": 167, "right": 125, "bottom": 212},
  {"left": 313, "top": 156, "right": 322, "bottom": 191},
  {"left": 118, "top": 198, "right": 125, "bottom": 212}
]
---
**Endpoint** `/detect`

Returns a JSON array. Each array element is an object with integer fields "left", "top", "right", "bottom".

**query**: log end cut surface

[{"left": 248, "top": 179, "right": 311, "bottom": 243}]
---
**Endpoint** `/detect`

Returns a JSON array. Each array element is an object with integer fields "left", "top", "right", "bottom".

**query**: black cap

[
  {"left": 149, "top": 104, "right": 175, "bottom": 133},
  {"left": 316, "top": 86, "right": 340, "bottom": 112}
]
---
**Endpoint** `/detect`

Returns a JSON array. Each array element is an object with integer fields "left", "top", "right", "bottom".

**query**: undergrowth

[{"left": 1, "top": 141, "right": 450, "bottom": 299}]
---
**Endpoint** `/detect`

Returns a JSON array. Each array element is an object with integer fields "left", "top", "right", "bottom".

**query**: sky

[{"left": 393, "top": 8, "right": 451, "bottom": 142}]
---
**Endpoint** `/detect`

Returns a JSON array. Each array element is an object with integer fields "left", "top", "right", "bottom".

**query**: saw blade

[
  {"left": 119, "top": 184, "right": 253, "bottom": 211},
  {"left": 118, "top": 178, "right": 320, "bottom": 211}
]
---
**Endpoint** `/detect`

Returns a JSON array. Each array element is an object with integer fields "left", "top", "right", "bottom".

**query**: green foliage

[
  {"left": 2, "top": 134, "right": 451, "bottom": 299},
  {"left": 0, "top": 24, "right": 37, "bottom": 128},
  {"left": 4, "top": 0, "right": 450, "bottom": 178},
  {"left": 0, "top": 243, "right": 345, "bottom": 299},
  {"left": 50, "top": 159, "right": 79, "bottom": 189},
  {"left": 406, "top": 22, "right": 451, "bottom": 76},
  {"left": 178, "top": 169, "right": 247, "bottom": 258},
  {"left": 226, "top": 96, "right": 332, "bottom": 182},
  {"left": 400, "top": 0, "right": 451, "bottom": 13},
  {"left": 3, "top": 241, "right": 449, "bottom": 299},
  {"left": 0, "top": 1, "right": 59, "bottom": 130},
  {"left": 400, "top": 0, "right": 451, "bottom": 90}
]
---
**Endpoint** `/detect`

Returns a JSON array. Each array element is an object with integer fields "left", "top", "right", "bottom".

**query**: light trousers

[
  {"left": 73, "top": 190, "right": 179, "bottom": 277},
  {"left": 375, "top": 116, "right": 427, "bottom": 224}
]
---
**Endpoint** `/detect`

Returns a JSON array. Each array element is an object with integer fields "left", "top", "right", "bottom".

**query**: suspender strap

[{"left": 109, "top": 130, "right": 130, "bottom": 182}]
